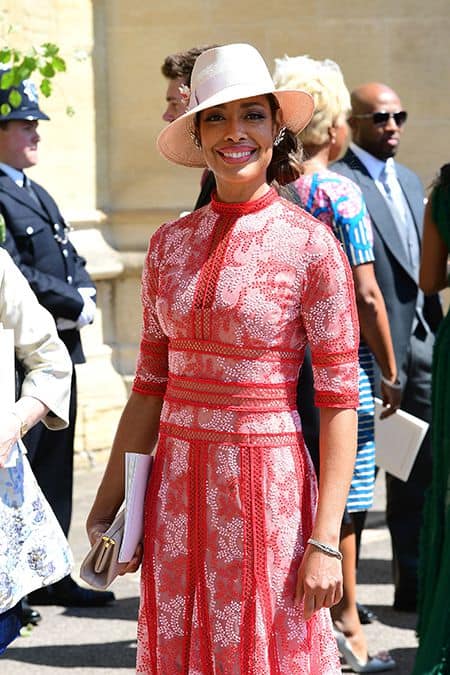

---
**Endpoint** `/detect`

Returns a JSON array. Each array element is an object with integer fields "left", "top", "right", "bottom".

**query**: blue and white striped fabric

[{"left": 348, "top": 345, "right": 376, "bottom": 511}]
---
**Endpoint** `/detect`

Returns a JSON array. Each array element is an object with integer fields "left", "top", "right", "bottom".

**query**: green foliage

[
  {"left": 8, "top": 87, "right": 21, "bottom": 107},
  {"left": 0, "top": 13, "right": 68, "bottom": 116}
]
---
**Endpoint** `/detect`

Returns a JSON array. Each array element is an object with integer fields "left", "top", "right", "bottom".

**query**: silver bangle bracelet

[
  {"left": 307, "top": 538, "right": 343, "bottom": 561},
  {"left": 381, "top": 375, "right": 402, "bottom": 390}
]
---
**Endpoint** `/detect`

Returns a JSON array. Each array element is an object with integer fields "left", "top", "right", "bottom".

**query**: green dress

[{"left": 413, "top": 182, "right": 450, "bottom": 675}]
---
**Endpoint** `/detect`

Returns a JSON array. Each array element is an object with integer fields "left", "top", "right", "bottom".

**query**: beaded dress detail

[{"left": 133, "top": 188, "right": 360, "bottom": 674}]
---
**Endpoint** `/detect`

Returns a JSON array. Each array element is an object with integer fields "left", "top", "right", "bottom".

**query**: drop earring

[{"left": 273, "top": 126, "right": 286, "bottom": 147}]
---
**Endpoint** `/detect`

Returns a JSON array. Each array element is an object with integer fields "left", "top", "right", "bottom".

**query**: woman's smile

[{"left": 216, "top": 144, "right": 257, "bottom": 164}]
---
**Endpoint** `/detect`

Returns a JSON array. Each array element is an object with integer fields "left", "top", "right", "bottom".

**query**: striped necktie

[
  {"left": 22, "top": 173, "right": 40, "bottom": 206},
  {"left": 379, "top": 161, "right": 420, "bottom": 272}
]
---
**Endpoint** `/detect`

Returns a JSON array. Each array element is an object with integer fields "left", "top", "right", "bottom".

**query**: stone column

[{"left": 69, "top": 227, "right": 128, "bottom": 465}]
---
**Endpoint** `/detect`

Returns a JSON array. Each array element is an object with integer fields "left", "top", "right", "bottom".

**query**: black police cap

[{"left": 0, "top": 74, "right": 49, "bottom": 122}]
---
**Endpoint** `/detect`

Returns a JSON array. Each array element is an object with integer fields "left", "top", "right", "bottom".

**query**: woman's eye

[
  {"left": 246, "top": 111, "right": 266, "bottom": 120},
  {"left": 204, "top": 113, "right": 223, "bottom": 122}
]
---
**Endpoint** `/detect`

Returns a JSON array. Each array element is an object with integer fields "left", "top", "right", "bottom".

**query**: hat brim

[
  {"left": 157, "top": 87, "right": 313, "bottom": 168},
  {"left": 0, "top": 110, "right": 50, "bottom": 122}
]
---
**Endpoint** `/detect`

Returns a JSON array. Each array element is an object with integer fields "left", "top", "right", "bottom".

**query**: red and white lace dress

[{"left": 133, "top": 188, "right": 359, "bottom": 674}]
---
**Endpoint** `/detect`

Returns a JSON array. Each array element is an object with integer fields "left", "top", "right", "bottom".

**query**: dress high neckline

[{"left": 210, "top": 187, "right": 278, "bottom": 215}]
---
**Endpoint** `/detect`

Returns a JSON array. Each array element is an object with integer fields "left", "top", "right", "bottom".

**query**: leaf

[
  {"left": 0, "top": 103, "right": 11, "bottom": 116},
  {"left": 42, "top": 43, "right": 59, "bottom": 57},
  {"left": 13, "top": 68, "right": 26, "bottom": 86},
  {"left": 52, "top": 56, "right": 66, "bottom": 72},
  {"left": 0, "top": 48, "right": 11, "bottom": 64},
  {"left": 23, "top": 56, "right": 37, "bottom": 71},
  {"left": 66, "top": 105, "right": 75, "bottom": 117},
  {"left": 39, "top": 62, "right": 55, "bottom": 78},
  {"left": 16, "top": 65, "right": 32, "bottom": 82},
  {"left": 8, "top": 89, "right": 22, "bottom": 109},
  {"left": 0, "top": 70, "right": 14, "bottom": 90},
  {"left": 40, "top": 78, "right": 52, "bottom": 97},
  {"left": 7, "top": 23, "right": 20, "bottom": 36}
]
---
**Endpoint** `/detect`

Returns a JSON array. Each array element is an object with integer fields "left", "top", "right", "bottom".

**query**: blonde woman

[{"left": 273, "top": 55, "right": 398, "bottom": 672}]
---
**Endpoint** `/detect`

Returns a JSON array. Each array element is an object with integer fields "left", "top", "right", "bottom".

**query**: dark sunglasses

[{"left": 352, "top": 110, "right": 408, "bottom": 127}]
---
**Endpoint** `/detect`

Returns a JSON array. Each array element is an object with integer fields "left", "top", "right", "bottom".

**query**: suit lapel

[
  {"left": 396, "top": 164, "right": 423, "bottom": 239},
  {"left": 344, "top": 151, "right": 416, "bottom": 281},
  {"left": 31, "top": 181, "right": 60, "bottom": 224},
  {"left": 0, "top": 172, "right": 48, "bottom": 219}
]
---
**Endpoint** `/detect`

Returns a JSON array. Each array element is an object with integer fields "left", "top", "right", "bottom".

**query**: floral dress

[
  {"left": 132, "top": 188, "right": 360, "bottom": 674},
  {"left": 293, "top": 170, "right": 376, "bottom": 512}
]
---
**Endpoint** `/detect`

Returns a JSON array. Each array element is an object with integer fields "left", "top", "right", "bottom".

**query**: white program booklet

[
  {"left": 118, "top": 452, "right": 154, "bottom": 563},
  {"left": 374, "top": 397, "right": 429, "bottom": 481}
]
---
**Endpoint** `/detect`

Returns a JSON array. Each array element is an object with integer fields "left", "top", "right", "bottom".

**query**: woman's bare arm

[
  {"left": 296, "top": 407, "right": 357, "bottom": 619},
  {"left": 86, "top": 391, "right": 163, "bottom": 542},
  {"left": 420, "top": 198, "right": 449, "bottom": 294},
  {"left": 352, "top": 263, "right": 401, "bottom": 416}
]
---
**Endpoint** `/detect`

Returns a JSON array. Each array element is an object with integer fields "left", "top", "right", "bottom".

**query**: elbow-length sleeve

[
  {"left": 0, "top": 249, "right": 72, "bottom": 429},
  {"left": 300, "top": 222, "right": 360, "bottom": 408},
  {"left": 132, "top": 232, "right": 169, "bottom": 397}
]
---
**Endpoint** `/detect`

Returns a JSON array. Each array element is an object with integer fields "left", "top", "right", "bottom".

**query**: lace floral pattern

[{"left": 133, "top": 189, "right": 359, "bottom": 673}]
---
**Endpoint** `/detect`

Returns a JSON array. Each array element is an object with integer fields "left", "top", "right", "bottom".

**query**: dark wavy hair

[
  {"left": 193, "top": 93, "right": 303, "bottom": 186},
  {"left": 431, "top": 163, "right": 450, "bottom": 236},
  {"left": 266, "top": 94, "right": 303, "bottom": 186}
]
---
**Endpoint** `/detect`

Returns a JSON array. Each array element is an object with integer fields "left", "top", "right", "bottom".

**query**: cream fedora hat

[{"left": 157, "top": 43, "right": 314, "bottom": 168}]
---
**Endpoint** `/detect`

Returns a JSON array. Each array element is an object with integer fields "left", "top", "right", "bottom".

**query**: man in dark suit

[
  {"left": 0, "top": 77, "right": 114, "bottom": 614},
  {"left": 333, "top": 82, "right": 442, "bottom": 611}
]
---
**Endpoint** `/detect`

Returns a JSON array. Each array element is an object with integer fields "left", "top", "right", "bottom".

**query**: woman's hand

[
  {"left": 117, "top": 543, "right": 143, "bottom": 575},
  {"left": 295, "top": 545, "right": 343, "bottom": 620},
  {"left": 380, "top": 377, "right": 402, "bottom": 418},
  {"left": 86, "top": 518, "right": 144, "bottom": 576},
  {"left": 0, "top": 412, "right": 21, "bottom": 467}
]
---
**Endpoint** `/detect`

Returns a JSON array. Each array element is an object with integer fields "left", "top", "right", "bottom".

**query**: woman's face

[{"left": 198, "top": 96, "right": 280, "bottom": 200}]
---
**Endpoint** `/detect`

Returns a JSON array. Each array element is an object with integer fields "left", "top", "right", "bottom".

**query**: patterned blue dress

[{"left": 294, "top": 169, "right": 376, "bottom": 511}]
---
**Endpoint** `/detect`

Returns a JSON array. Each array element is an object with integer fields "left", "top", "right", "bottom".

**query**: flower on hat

[
  {"left": 23, "top": 80, "right": 39, "bottom": 104},
  {"left": 178, "top": 83, "right": 191, "bottom": 107}
]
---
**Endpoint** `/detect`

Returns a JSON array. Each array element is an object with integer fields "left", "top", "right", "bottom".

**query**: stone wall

[{"left": 4, "top": 1, "right": 450, "bottom": 456}]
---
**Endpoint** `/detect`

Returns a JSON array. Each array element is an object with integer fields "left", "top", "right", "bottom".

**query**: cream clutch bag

[
  {"left": 80, "top": 510, "right": 125, "bottom": 590},
  {"left": 80, "top": 452, "right": 153, "bottom": 589}
]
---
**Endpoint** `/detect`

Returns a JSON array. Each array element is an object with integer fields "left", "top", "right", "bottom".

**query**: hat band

[{"left": 191, "top": 71, "right": 273, "bottom": 108}]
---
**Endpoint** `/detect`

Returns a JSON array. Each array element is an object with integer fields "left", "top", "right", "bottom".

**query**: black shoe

[
  {"left": 28, "top": 577, "right": 115, "bottom": 607},
  {"left": 356, "top": 602, "right": 377, "bottom": 625},
  {"left": 19, "top": 598, "right": 42, "bottom": 626}
]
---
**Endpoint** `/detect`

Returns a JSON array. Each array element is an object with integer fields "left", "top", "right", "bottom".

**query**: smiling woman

[
  {"left": 87, "top": 43, "right": 361, "bottom": 675},
  {"left": 196, "top": 96, "right": 280, "bottom": 202}
]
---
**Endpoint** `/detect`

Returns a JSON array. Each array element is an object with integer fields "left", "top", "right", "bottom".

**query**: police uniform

[
  {"left": 0, "top": 75, "right": 113, "bottom": 608},
  {"left": 0, "top": 169, "right": 91, "bottom": 534}
]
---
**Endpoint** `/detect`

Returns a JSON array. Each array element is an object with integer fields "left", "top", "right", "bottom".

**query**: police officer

[{"left": 0, "top": 76, "right": 114, "bottom": 614}]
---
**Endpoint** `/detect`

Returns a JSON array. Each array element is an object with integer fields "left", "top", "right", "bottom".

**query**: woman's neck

[
  {"left": 214, "top": 178, "right": 271, "bottom": 204},
  {"left": 302, "top": 144, "right": 330, "bottom": 175}
]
